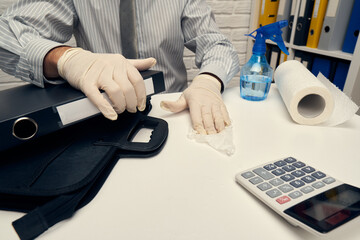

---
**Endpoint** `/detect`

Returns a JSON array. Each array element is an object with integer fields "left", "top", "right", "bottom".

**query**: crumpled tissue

[{"left": 188, "top": 125, "right": 235, "bottom": 156}]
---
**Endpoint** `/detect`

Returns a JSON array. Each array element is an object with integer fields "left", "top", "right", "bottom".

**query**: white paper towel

[
  {"left": 274, "top": 60, "right": 359, "bottom": 126},
  {"left": 188, "top": 125, "right": 235, "bottom": 156}
]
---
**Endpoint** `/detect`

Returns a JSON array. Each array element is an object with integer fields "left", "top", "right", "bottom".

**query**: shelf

[
  {"left": 248, "top": 0, "right": 360, "bottom": 113},
  {"left": 265, "top": 40, "right": 353, "bottom": 61},
  {"left": 286, "top": 44, "right": 353, "bottom": 61}
]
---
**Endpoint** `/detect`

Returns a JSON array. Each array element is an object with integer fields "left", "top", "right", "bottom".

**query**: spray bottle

[{"left": 240, "top": 20, "right": 289, "bottom": 101}]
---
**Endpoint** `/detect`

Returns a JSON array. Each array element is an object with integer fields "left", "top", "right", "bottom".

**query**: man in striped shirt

[{"left": 0, "top": 0, "right": 240, "bottom": 134}]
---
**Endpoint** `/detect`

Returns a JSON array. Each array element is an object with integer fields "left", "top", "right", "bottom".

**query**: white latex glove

[
  {"left": 160, "top": 74, "right": 231, "bottom": 134},
  {"left": 57, "top": 48, "right": 156, "bottom": 120}
]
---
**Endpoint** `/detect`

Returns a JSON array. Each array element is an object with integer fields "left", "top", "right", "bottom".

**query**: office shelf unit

[{"left": 247, "top": 0, "right": 360, "bottom": 111}]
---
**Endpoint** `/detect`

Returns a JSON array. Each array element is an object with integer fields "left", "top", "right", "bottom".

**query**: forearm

[
  {"left": 43, "top": 46, "right": 72, "bottom": 79},
  {"left": 0, "top": 0, "right": 76, "bottom": 87},
  {"left": 198, "top": 43, "right": 240, "bottom": 86},
  {"left": 182, "top": 0, "right": 240, "bottom": 87}
]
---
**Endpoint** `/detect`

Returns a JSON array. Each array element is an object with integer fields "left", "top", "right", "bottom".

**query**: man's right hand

[{"left": 45, "top": 47, "right": 156, "bottom": 120}]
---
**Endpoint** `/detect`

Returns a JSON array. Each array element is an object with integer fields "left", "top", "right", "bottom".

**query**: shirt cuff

[
  {"left": 24, "top": 38, "right": 65, "bottom": 88},
  {"left": 199, "top": 63, "right": 229, "bottom": 90}
]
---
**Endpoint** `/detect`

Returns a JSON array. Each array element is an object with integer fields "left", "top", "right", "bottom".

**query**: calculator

[{"left": 235, "top": 157, "right": 360, "bottom": 236}]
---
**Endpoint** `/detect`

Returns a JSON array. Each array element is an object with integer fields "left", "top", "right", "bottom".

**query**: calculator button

[
  {"left": 302, "top": 166, "right": 315, "bottom": 173},
  {"left": 257, "top": 182, "right": 272, "bottom": 191},
  {"left": 292, "top": 161, "right": 306, "bottom": 168},
  {"left": 241, "top": 171, "right": 255, "bottom": 179},
  {"left": 311, "top": 171, "right": 326, "bottom": 179},
  {"left": 312, "top": 181, "right": 325, "bottom": 189},
  {"left": 289, "top": 191, "right": 303, "bottom": 199},
  {"left": 249, "top": 177, "right": 263, "bottom": 185},
  {"left": 272, "top": 169, "right": 285, "bottom": 176},
  {"left": 276, "top": 196, "right": 291, "bottom": 204},
  {"left": 266, "top": 189, "right": 282, "bottom": 198},
  {"left": 282, "top": 165, "right": 296, "bottom": 172},
  {"left": 279, "top": 184, "right": 294, "bottom": 193},
  {"left": 301, "top": 175, "right": 316, "bottom": 183},
  {"left": 301, "top": 186, "right": 314, "bottom": 194},
  {"left": 274, "top": 160, "right": 287, "bottom": 167},
  {"left": 291, "top": 170, "right": 306, "bottom": 178},
  {"left": 290, "top": 180, "right": 305, "bottom": 188},
  {"left": 284, "top": 157, "right": 297, "bottom": 163},
  {"left": 269, "top": 178, "right": 284, "bottom": 186},
  {"left": 281, "top": 174, "right": 295, "bottom": 182},
  {"left": 264, "top": 164, "right": 277, "bottom": 171},
  {"left": 323, "top": 177, "right": 335, "bottom": 184},
  {"left": 253, "top": 168, "right": 274, "bottom": 180}
]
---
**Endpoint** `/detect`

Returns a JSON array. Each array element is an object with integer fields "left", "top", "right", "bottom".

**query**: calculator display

[{"left": 284, "top": 184, "right": 360, "bottom": 233}]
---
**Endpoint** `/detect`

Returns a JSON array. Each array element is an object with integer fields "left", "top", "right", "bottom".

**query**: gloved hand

[
  {"left": 160, "top": 74, "right": 231, "bottom": 134},
  {"left": 57, "top": 48, "right": 156, "bottom": 120}
]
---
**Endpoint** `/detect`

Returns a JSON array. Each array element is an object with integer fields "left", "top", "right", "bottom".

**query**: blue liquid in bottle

[
  {"left": 240, "top": 75, "right": 272, "bottom": 101},
  {"left": 240, "top": 54, "right": 273, "bottom": 101}
]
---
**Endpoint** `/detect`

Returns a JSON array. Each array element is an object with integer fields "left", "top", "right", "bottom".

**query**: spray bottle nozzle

[
  {"left": 277, "top": 20, "right": 288, "bottom": 29},
  {"left": 246, "top": 20, "right": 289, "bottom": 55}
]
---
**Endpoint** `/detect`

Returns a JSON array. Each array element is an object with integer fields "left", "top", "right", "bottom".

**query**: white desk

[{"left": 1, "top": 86, "right": 360, "bottom": 240}]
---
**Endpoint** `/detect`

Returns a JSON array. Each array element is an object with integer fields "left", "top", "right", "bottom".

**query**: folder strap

[
  {"left": 12, "top": 148, "right": 118, "bottom": 240},
  {"left": 12, "top": 193, "right": 83, "bottom": 240}
]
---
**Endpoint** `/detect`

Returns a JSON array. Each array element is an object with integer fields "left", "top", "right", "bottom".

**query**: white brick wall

[
  {"left": 185, "top": 0, "right": 252, "bottom": 88},
  {"left": 0, "top": 0, "right": 252, "bottom": 90}
]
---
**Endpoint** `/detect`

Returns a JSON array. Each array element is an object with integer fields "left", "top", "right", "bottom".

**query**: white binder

[{"left": 317, "top": 0, "right": 355, "bottom": 50}]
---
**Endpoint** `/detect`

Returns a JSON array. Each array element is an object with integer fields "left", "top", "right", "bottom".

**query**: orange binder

[
  {"left": 258, "top": 0, "right": 280, "bottom": 27},
  {"left": 306, "top": 0, "right": 329, "bottom": 48}
]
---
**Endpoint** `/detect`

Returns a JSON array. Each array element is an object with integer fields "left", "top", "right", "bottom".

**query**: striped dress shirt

[{"left": 0, "top": 0, "right": 240, "bottom": 93}]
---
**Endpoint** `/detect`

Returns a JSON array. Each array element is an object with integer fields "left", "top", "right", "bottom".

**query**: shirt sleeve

[
  {"left": 0, "top": 0, "right": 77, "bottom": 87},
  {"left": 181, "top": 0, "right": 240, "bottom": 87}
]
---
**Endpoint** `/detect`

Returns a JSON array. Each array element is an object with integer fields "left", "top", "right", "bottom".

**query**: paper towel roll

[{"left": 274, "top": 60, "right": 358, "bottom": 126}]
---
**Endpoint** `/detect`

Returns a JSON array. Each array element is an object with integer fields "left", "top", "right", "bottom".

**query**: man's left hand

[{"left": 160, "top": 74, "right": 231, "bottom": 134}]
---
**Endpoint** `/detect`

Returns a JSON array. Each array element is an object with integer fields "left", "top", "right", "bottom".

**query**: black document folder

[
  {"left": 0, "top": 105, "right": 168, "bottom": 240},
  {"left": 293, "top": 0, "right": 315, "bottom": 46},
  {"left": 0, "top": 70, "right": 165, "bottom": 152},
  {"left": 286, "top": 0, "right": 298, "bottom": 42}
]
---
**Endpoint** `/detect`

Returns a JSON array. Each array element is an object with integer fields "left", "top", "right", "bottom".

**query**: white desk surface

[{"left": 1, "top": 86, "right": 360, "bottom": 240}]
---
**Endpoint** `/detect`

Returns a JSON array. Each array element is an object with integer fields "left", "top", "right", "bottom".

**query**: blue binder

[
  {"left": 311, "top": 56, "right": 337, "bottom": 81},
  {"left": 311, "top": 56, "right": 331, "bottom": 78},
  {"left": 342, "top": 0, "right": 360, "bottom": 53},
  {"left": 333, "top": 61, "right": 350, "bottom": 90}
]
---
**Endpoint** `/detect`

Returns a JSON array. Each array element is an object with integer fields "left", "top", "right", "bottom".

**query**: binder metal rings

[{"left": 12, "top": 117, "right": 38, "bottom": 140}]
